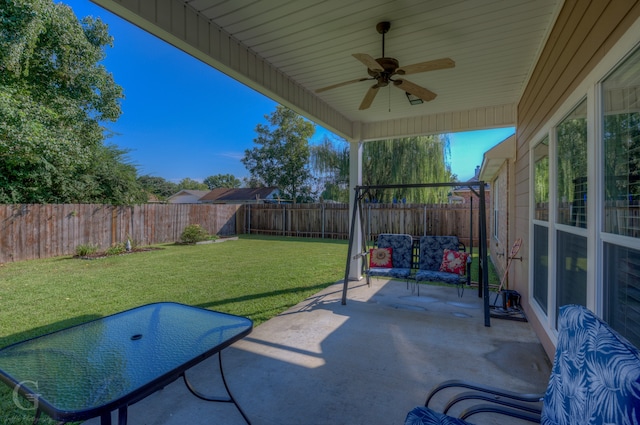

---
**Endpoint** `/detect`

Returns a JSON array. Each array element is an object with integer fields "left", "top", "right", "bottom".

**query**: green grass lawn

[
  {"left": 0, "top": 235, "right": 500, "bottom": 424},
  {"left": 0, "top": 235, "right": 347, "bottom": 424}
]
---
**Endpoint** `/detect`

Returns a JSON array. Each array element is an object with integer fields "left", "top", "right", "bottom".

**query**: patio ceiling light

[{"left": 405, "top": 91, "right": 423, "bottom": 105}]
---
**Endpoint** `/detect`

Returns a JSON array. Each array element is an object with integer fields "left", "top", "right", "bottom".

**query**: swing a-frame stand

[{"left": 341, "top": 182, "right": 492, "bottom": 327}]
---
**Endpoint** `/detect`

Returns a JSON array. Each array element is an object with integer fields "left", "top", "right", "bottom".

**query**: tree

[
  {"left": 310, "top": 135, "right": 454, "bottom": 203},
  {"left": 80, "top": 144, "right": 147, "bottom": 204},
  {"left": 0, "top": 0, "right": 141, "bottom": 204},
  {"left": 203, "top": 173, "right": 241, "bottom": 189},
  {"left": 309, "top": 136, "right": 350, "bottom": 203},
  {"left": 176, "top": 177, "right": 208, "bottom": 191},
  {"left": 137, "top": 175, "right": 178, "bottom": 200},
  {"left": 242, "top": 105, "right": 315, "bottom": 203},
  {"left": 363, "top": 135, "right": 454, "bottom": 203}
]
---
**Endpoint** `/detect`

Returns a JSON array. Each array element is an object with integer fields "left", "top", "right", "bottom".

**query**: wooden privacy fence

[
  {"left": 1, "top": 202, "right": 488, "bottom": 263},
  {"left": 0, "top": 204, "right": 240, "bottom": 263},
  {"left": 245, "top": 203, "right": 350, "bottom": 239},
  {"left": 244, "top": 202, "right": 488, "bottom": 247}
]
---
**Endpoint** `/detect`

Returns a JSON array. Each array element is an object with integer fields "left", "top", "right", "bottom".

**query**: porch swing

[{"left": 340, "top": 181, "right": 492, "bottom": 327}]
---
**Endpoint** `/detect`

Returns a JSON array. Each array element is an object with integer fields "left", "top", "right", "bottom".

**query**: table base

[{"left": 184, "top": 351, "right": 251, "bottom": 425}]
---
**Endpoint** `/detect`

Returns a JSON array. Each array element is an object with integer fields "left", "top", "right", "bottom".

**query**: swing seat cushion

[
  {"left": 368, "top": 267, "right": 412, "bottom": 279},
  {"left": 415, "top": 269, "right": 462, "bottom": 284},
  {"left": 377, "top": 234, "right": 413, "bottom": 269},
  {"left": 366, "top": 234, "right": 414, "bottom": 281},
  {"left": 415, "top": 236, "right": 467, "bottom": 285}
]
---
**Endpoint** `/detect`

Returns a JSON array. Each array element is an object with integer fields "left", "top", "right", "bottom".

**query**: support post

[
  {"left": 479, "top": 182, "right": 490, "bottom": 326},
  {"left": 342, "top": 187, "right": 361, "bottom": 305},
  {"left": 348, "top": 140, "right": 363, "bottom": 281}
]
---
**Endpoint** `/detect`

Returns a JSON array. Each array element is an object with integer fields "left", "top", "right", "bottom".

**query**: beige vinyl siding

[{"left": 519, "top": 1, "right": 640, "bottom": 145}]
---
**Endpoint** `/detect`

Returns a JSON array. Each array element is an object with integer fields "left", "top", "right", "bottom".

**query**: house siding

[
  {"left": 516, "top": 0, "right": 640, "bottom": 357},
  {"left": 489, "top": 164, "right": 510, "bottom": 281}
]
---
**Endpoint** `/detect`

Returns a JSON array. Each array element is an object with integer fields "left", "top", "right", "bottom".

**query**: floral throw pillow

[
  {"left": 439, "top": 249, "right": 469, "bottom": 275},
  {"left": 370, "top": 247, "right": 393, "bottom": 268}
]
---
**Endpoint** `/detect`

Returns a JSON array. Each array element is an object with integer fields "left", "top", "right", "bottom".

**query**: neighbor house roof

[
  {"left": 453, "top": 166, "right": 490, "bottom": 193},
  {"left": 166, "top": 190, "right": 210, "bottom": 203},
  {"left": 199, "top": 187, "right": 280, "bottom": 203},
  {"left": 479, "top": 135, "right": 516, "bottom": 181}
]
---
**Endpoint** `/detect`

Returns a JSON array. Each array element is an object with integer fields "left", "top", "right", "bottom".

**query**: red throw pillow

[
  {"left": 369, "top": 247, "right": 393, "bottom": 268},
  {"left": 440, "top": 249, "right": 469, "bottom": 275}
]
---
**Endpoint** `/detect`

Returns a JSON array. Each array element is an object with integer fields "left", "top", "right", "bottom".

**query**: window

[
  {"left": 604, "top": 243, "right": 640, "bottom": 348},
  {"left": 533, "top": 137, "right": 549, "bottom": 313},
  {"left": 526, "top": 25, "right": 640, "bottom": 346},
  {"left": 602, "top": 46, "right": 640, "bottom": 347},
  {"left": 533, "top": 225, "right": 549, "bottom": 314},
  {"left": 602, "top": 49, "right": 640, "bottom": 237},
  {"left": 534, "top": 138, "right": 549, "bottom": 222},
  {"left": 493, "top": 179, "right": 499, "bottom": 239},
  {"left": 556, "top": 101, "right": 588, "bottom": 228},
  {"left": 555, "top": 100, "right": 588, "bottom": 319}
]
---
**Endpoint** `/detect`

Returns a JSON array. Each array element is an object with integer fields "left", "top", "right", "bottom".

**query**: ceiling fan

[{"left": 315, "top": 21, "right": 455, "bottom": 110}]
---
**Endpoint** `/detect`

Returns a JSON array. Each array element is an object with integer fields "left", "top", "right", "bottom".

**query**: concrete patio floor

[{"left": 85, "top": 279, "right": 551, "bottom": 425}]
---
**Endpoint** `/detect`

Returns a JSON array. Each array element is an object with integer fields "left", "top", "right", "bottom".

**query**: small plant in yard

[
  {"left": 180, "top": 224, "right": 210, "bottom": 244},
  {"left": 105, "top": 243, "right": 127, "bottom": 256},
  {"left": 75, "top": 243, "right": 98, "bottom": 257}
]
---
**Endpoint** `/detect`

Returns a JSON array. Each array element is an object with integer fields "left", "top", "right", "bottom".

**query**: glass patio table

[{"left": 0, "top": 302, "right": 253, "bottom": 425}]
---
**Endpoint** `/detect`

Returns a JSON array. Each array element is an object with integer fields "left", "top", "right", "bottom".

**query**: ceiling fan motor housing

[{"left": 367, "top": 57, "right": 399, "bottom": 86}]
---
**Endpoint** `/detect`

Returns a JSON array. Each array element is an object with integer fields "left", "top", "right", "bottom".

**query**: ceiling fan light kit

[
  {"left": 316, "top": 21, "right": 455, "bottom": 110},
  {"left": 405, "top": 92, "right": 424, "bottom": 105}
]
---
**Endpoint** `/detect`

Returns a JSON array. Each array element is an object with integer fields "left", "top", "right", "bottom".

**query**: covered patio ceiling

[{"left": 92, "top": 0, "right": 562, "bottom": 141}]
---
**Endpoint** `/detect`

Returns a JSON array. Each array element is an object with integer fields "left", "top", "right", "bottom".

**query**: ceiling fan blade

[
  {"left": 352, "top": 53, "right": 384, "bottom": 72},
  {"left": 396, "top": 58, "right": 455, "bottom": 75},
  {"left": 359, "top": 84, "right": 380, "bottom": 110},
  {"left": 315, "top": 77, "right": 372, "bottom": 93},
  {"left": 393, "top": 79, "right": 437, "bottom": 102}
]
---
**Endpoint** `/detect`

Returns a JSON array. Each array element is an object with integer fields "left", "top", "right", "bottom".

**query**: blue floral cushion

[
  {"left": 415, "top": 236, "right": 465, "bottom": 284},
  {"left": 405, "top": 406, "right": 472, "bottom": 425},
  {"left": 541, "top": 304, "right": 640, "bottom": 424},
  {"left": 368, "top": 267, "right": 412, "bottom": 279},
  {"left": 367, "top": 234, "right": 414, "bottom": 281},
  {"left": 377, "top": 234, "right": 413, "bottom": 269},
  {"left": 415, "top": 270, "right": 462, "bottom": 284},
  {"left": 418, "top": 236, "right": 460, "bottom": 271}
]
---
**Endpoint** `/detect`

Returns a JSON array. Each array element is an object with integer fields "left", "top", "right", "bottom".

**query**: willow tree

[
  {"left": 310, "top": 135, "right": 454, "bottom": 203},
  {"left": 310, "top": 136, "right": 350, "bottom": 202},
  {"left": 363, "top": 135, "right": 454, "bottom": 203}
]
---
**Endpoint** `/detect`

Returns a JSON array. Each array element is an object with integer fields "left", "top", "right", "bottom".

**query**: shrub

[
  {"left": 75, "top": 244, "right": 98, "bottom": 257},
  {"left": 180, "top": 224, "right": 210, "bottom": 244},
  {"left": 105, "top": 244, "right": 127, "bottom": 256}
]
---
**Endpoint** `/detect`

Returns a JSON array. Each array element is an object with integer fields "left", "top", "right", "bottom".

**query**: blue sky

[{"left": 61, "top": 0, "right": 514, "bottom": 183}]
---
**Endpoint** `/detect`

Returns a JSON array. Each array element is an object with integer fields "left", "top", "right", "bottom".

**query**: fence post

[
  {"left": 367, "top": 205, "right": 371, "bottom": 243},
  {"left": 322, "top": 203, "right": 325, "bottom": 239}
]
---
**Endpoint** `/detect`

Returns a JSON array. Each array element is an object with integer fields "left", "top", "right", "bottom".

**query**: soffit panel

[{"left": 93, "top": 0, "right": 562, "bottom": 140}]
